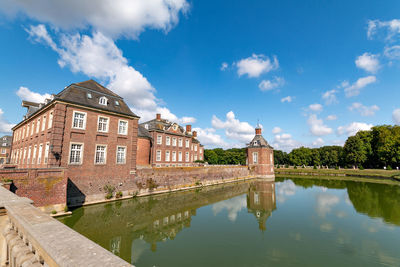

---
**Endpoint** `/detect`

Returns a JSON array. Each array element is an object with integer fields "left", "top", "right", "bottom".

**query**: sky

[{"left": 0, "top": 0, "right": 400, "bottom": 151}]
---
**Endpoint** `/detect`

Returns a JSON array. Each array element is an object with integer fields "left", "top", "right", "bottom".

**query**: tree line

[{"left": 204, "top": 125, "right": 400, "bottom": 169}]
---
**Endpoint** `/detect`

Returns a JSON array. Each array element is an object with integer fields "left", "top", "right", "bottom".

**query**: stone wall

[{"left": 0, "top": 168, "right": 66, "bottom": 207}]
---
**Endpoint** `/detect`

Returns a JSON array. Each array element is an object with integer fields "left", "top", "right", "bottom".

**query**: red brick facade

[{"left": 246, "top": 127, "right": 275, "bottom": 177}]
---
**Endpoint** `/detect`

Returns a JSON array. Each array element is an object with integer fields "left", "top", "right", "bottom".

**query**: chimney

[
  {"left": 255, "top": 127, "right": 262, "bottom": 135},
  {"left": 156, "top": 113, "right": 161, "bottom": 121},
  {"left": 193, "top": 131, "right": 197, "bottom": 138},
  {"left": 186, "top": 125, "right": 192, "bottom": 133}
]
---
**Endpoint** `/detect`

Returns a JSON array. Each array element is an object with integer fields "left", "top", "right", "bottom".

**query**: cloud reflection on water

[{"left": 212, "top": 194, "right": 247, "bottom": 222}]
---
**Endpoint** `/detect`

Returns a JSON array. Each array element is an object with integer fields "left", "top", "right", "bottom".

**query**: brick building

[
  {"left": 0, "top": 135, "right": 12, "bottom": 164},
  {"left": 10, "top": 80, "right": 139, "bottom": 203},
  {"left": 246, "top": 125, "right": 274, "bottom": 177},
  {"left": 137, "top": 114, "right": 204, "bottom": 167}
]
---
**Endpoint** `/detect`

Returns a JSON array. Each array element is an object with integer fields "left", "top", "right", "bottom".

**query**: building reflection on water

[{"left": 247, "top": 181, "right": 276, "bottom": 231}]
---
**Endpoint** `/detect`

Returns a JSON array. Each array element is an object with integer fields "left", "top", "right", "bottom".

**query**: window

[
  {"left": 116, "top": 146, "right": 126, "bottom": 164},
  {"left": 87, "top": 93, "right": 92, "bottom": 99},
  {"left": 166, "top": 136, "right": 171, "bottom": 146},
  {"left": 178, "top": 151, "right": 182, "bottom": 162},
  {"left": 69, "top": 143, "right": 83, "bottom": 164},
  {"left": 27, "top": 146, "right": 31, "bottom": 164},
  {"left": 42, "top": 115, "right": 46, "bottom": 131},
  {"left": 36, "top": 118, "right": 40, "bottom": 133},
  {"left": 185, "top": 152, "right": 189, "bottom": 162},
  {"left": 178, "top": 138, "right": 183, "bottom": 147},
  {"left": 99, "top": 96, "right": 108, "bottom": 105},
  {"left": 38, "top": 144, "right": 43, "bottom": 164},
  {"left": 253, "top": 152, "right": 258, "bottom": 164},
  {"left": 172, "top": 137, "right": 177, "bottom": 146},
  {"left": 118, "top": 120, "right": 128, "bottom": 135},
  {"left": 165, "top": 151, "right": 170, "bottom": 162},
  {"left": 32, "top": 145, "right": 37, "bottom": 164},
  {"left": 199, "top": 155, "right": 203, "bottom": 160},
  {"left": 194, "top": 145, "right": 198, "bottom": 152},
  {"left": 97, "top": 116, "right": 109, "bottom": 132},
  {"left": 172, "top": 151, "right": 176, "bottom": 162},
  {"left": 194, "top": 155, "right": 197, "bottom": 161},
  {"left": 157, "top": 135, "right": 162, "bottom": 145},
  {"left": 115, "top": 100, "right": 119, "bottom": 106},
  {"left": 26, "top": 125, "right": 29, "bottom": 137},
  {"left": 1, "top": 149, "right": 5, "bottom": 154},
  {"left": 156, "top": 150, "right": 161, "bottom": 161},
  {"left": 23, "top": 148, "right": 26, "bottom": 164},
  {"left": 144, "top": 124, "right": 149, "bottom": 130},
  {"left": 200, "top": 148, "right": 203, "bottom": 154},
  {"left": 72, "top": 111, "right": 86, "bottom": 129},
  {"left": 95, "top": 145, "right": 107, "bottom": 164},
  {"left": 185, "top": 140, "right": 189, "bottom": 148},
  {"left": 48, "top": 112, "right": 53, "bottom": 129},
  {"left": 44, "top": 143, "right": 49, "bottom": 164},
  {"left": 270, "top": 152, "right": 273, "bottom": 163},
  {"left": 31, "top": 122, "right": 34, "bottom": 135}
]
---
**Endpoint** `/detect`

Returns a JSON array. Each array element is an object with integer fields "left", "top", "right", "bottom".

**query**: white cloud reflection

[{"left": 212, "top": 195, "right": 247, "bottom": 222}]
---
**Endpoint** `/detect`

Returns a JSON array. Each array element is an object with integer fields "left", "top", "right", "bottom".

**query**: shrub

[
  {"left": 146, "top": 178, "right": 158, "bottom": 190},
  {"left": 313, "top": 165, "right": 317, "bottom": 169},
  {"left": 387, "top": 165, "right": 393, "bottom": 170},
  {"left": 105, "top": 192, "right": 113, "bottom": 199},
  {"left": 115, "top": 191, "right": 123, "bottom": 198},
  {"left": 335, "top": 166, "right": 339, "bottom": 170},
  {"left": 64, "top": 206, "right": 69, "bottom": 212},
  {"left": 195, "top": 181, "right": 202, "bottom": 186},
  {"left": 285, "top": 164, "right": 289, "bottom": 168},
  {"left": 359, "top": 166, "right": 364, "bottom": 170},
  {"left": 51, "top": 210, "right": 57, "bottom": 215},
  {"left": 294, "top": 166, "right": 297, "bottom": 169}
]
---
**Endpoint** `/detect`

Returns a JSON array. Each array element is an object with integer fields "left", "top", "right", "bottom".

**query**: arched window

[{"left": 99, "top": 96, "right": 108, "bottom": 105}]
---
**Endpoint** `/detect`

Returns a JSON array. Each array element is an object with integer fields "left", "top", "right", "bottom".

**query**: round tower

[{"left": 246, "top": 125, "right": 275, "bottom": 180}]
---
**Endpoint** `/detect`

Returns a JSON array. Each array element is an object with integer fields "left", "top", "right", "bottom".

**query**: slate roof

[
  {"left": 247, "top": 134, "right": 273, "bottom": 148},
  {"left": 0, "top": 136, "right": 12, "bottom": 147},
  {"left": 55, "top": 80, "right": 138, "bottom": 118},
  {"left": 138, "top": 125, "right": 152, "bottom": 139},
  {"left": 139, "top": 118, "right": 190, "bottom": 136}
]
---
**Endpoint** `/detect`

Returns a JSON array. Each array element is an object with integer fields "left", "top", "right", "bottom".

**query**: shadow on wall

[{"left": 67, "top": 178, "right": 86, "bottom": 207}]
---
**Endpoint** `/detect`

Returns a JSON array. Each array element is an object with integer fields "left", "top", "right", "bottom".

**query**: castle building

[
  {"left": 246, "top": 125, "right": 274, "bottom": 178},
  {"left": 10, "top": 80, "right": 139, "bottom": 180},
  {"left": 0, "top": 135, "right": 12, "bottom": 164},
  {"left": 137, "top": 114, "right": 204, "bottom": 167}
]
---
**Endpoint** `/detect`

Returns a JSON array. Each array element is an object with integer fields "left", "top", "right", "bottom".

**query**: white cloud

[
  {"left": 236, "top": 54, "right": 279, "bottom": 78},
  {"left": 384, "top": 45, "right": 400, "bottom": 60},
  {"left": 1, "top": 0, "right": 189, "bottom": 39},
  {"left": 281, "top": 96, "right": 293, "bottom": 103},
  {"left": 326, "top": 115, "right": 337, "bottom": 121},
  {"left": 367, "top": 19, "right": 400, "bottom": 41},
  {"left": 307, "top": 114, "right": 333, "bottom": 136},
  {"left": 349, "top": 102, "right": 379, "bottom": 116},
  {"left": 258, "top": 77, "right": 285, "bottom": 91},
  {"left": 312, "top": 137, "right": 324, "bottom": 147},
  {"left": 220, "top": 62, "right": 228, "bottom": 71},
  {"left": 26, "top": 24, "right": 191, "bottom": 123},
  {"left": 192, "top": 127, "right": 227, "bottom": 148},
  {"left": 272, "top": 132, "right": 302, "bottom": 152},
  {"left": 355, "top": 53, "right": 380, "bottom": 73},
  {"left": 308, "top": 103, "right": 323, "bottom": 112},
  {"left": 16, "top": 86, "right": 51, "bottom": 103},
  {"left": 211, "top": 111, "right": 254, "bottom": 143},
  {"left": 0, "top": 109, "right": 14, "bottom": 133},
  {"left": 393, "top": 109, "right": 400, "bottom": 125},
  {"left": 322, "top": 89, "right": 338, "bottom": 105},
  {"left": 344, "top": 76, "right": 376, "bottom": 97},
  {"left": 272, "top": 127, "right": 282, "bottom": 134},
  {"left": 337, "top": 122, "right": 373, "bottom": 136}
]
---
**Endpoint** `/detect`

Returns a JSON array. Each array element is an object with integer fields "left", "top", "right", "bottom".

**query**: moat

[{"left": 58, "top": 177, "right": 400, "bottom": 266}]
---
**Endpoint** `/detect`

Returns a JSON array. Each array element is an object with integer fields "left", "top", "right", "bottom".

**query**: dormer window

[
  {"left": 99, "top": 96, "right": 108, "bottom": 105},
  {"left": 115, "top": 100, "right": 119, "bottom": 106},
  {"left": 87, "top": 93, "right": 92, "bottom": 99},
  {"left": 145, "top": 124, "right": 149, "bottom": 129}
]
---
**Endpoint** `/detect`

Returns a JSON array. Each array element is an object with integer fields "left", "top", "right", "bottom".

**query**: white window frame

[
  {"left": 185, "top": 139, "right": 189, "bottom": 148},
  {"left": 178, "top": 138, "right": 183, "bottom": 147},
  {"left": 253, "top": 152, "right": 258, "bottom": 164},
  {"left": 69, "top": 142, "right": 84, "bottom": 165},
  {"left": 48, "top": 111, "right": 53, "bottom": 129},
  {"left": 38, "top": 144, "right": 43, "bottom": 164},
  {"left": 36, "top": 118, "right": 40, "bottom": 133},
  {"left": 99, "top": 96, "right": 108, "bottom": 106},
  {"left": 72, "top": 111, "right": 87, "bottom": 130},
  {"left": 44, "top": 143, "right": 49, "bottom": 164},
  {"left": 156, "top": 150, "right": 161, "bottom": 161},
  {"left": 23, "top": 148, "right": 26, "bottom": 164},
  {"left": 157, "top": 135, "right": 162, "bottom": 145},
  {"left": 178, "top": 151, "right": 182, "bottom": 162},
  {"left": 172, "top": 137, "right": 177, "bottom": 147},
  {"left": 194, "top": 145, "right": 198, "bottom": 152},
  {"left": 42, "top": 115, "right": 46, "bottom": 131},
  {"left": 185, "top": 152, "right": 189, "bottom": 162},
  {"left": 194, "top": 155, "right": 198, "bottom": 161},
  {"left": 94, "top": 144, "right": 107, "bottom": 165},
  {"left": 27, "top": 146, "right": 31, "bottom": 164},
  {"left": 116, "top": 146, "right": 126, "bottom": 164},
  {"left": 97, "top": 116, "right": 109, "bottom": 133},
  {"left": 26, "top": 125, "right": 30, "bottom": 137},
  {"left": 165, "top": 150, "right": 170, "bottom": 162},
  {"left": 172, "top": 151, "right": 176, "bottom": 162},
  {"left": 31, "top": 122, "right": 34, "bottom": 135},
  {"left": 166, "top": 136, "right": 171, "bottom": 146},
  {"left": 32, "top": 145, "right": 37, "bottom": 164},
  {"left": 118, "top": 119, "right": 128, "bottom": 135}
]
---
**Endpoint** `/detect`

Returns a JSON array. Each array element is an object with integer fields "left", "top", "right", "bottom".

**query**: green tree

[{"left": 343, "top": 135, "right": 367, "bottom": 168}]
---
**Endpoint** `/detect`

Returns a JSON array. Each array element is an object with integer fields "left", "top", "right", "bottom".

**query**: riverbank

[{"left": 276, "top": 168, "right": 400, "bottom": 185}]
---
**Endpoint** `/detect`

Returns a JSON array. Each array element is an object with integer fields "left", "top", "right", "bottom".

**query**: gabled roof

[
  {"left": 55, "top": 80, "right": 138, "bottom": 118},
  {"left": 247, "top": 135, "right": 273, "bottom": 148}
]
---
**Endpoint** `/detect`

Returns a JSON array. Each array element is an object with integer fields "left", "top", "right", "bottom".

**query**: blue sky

[{"left": 0, "top": 0, "right": 400, "bottom": 151}]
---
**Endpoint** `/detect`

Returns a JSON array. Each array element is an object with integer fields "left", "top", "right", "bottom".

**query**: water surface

[{"left": 59, "top": 178, "right": 400, "bottom": 266}]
